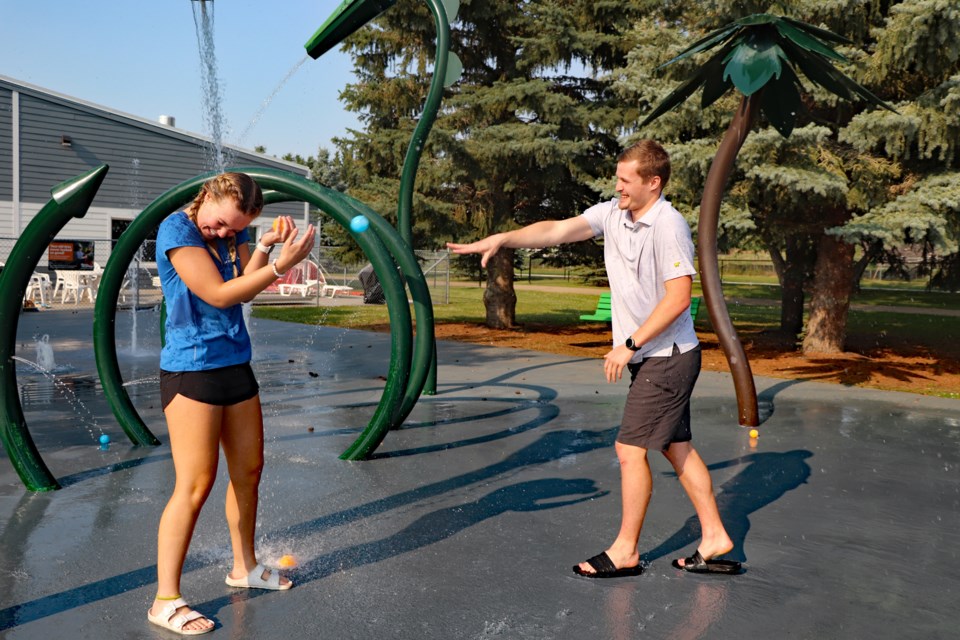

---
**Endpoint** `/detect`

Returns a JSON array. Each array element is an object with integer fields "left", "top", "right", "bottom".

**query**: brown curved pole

[{"left": 698, "top": 95, "right": 759, "bottom": 426}]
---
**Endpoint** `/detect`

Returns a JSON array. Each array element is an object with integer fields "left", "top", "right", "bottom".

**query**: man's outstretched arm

[{"left": 447, "top": 217, "right": 595, "bottom": 267}]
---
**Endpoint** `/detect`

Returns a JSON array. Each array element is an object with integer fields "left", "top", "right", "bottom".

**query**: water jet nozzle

[{"left": 304, "top": 0, "right": 398, "bottom": 59}]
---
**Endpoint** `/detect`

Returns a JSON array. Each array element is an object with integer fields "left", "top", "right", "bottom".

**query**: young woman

[{"left": 147, "top": 172, "right": 315, "bottom": 635}]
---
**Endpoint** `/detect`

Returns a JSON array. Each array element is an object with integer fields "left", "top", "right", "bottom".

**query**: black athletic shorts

[
  {"left": 617, "top": 344, "right": 701, "bottom": 450},
  {"left": 160, "top": 362, "right": 259, "bottom": 410}
]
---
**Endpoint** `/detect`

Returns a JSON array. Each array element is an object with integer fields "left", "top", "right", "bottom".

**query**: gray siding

[
  {"left": 18, "top": 94, "right": 304, "bottom": 215},
  {"left": 2, "top": 77, "right": 307, "bottom": 236},
  {"left": 0, "top": 202, "right": 11, "bottom": 239},
  {"left": 0, "top": 88, "right": 11, "bottom": 200}
]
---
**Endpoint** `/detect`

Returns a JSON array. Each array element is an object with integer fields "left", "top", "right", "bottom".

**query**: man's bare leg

[
  {"left": 663, "top": 441, "right": 733, "bottom": 564},
  {"left": 577, "top": 441, "right": 651, "bottom": 574}
]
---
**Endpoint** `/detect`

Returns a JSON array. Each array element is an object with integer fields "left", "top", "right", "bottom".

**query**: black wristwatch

[{"left": 625, "top": 337, "right": 641, "bottom": 351}]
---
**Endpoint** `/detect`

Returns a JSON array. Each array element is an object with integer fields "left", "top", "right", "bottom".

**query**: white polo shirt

[{"left": 581, "top": 196, "right": 699, "bottom": 362}]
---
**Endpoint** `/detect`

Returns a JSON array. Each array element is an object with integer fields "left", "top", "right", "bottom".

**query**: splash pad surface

[{"left": 0, "top": 309, "right": 958, "bottom": 638}]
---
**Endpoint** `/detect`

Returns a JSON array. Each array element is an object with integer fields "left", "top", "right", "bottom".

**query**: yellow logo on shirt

[{"left": 673, "top": 261, "right": 680, "bottom": 267}]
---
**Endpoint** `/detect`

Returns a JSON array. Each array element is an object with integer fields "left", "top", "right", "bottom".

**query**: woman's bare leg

[
  {"left": 150, "top": 395, "right": 222, "bottom": 632},
  {"left": 221, "top": 396, "right": 289, "bottom": 587}
]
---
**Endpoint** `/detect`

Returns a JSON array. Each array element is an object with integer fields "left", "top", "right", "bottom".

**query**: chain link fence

[{"left": 294, "top": 247, "right": 450, "bottom": 306}]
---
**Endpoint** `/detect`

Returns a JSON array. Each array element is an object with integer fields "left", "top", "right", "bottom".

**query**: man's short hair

[{"left": 618, "top": 140, "right": 671, "bottom": 188}]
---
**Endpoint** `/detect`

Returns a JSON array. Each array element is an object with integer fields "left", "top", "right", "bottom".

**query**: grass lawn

[
  {"left": 253, "top": 283, "right": 959, "bottom": 398},
  {"left": 254, "top": 284, "right": 959, "bottom": 353},
  {"left": 254, "top": 287, "right": 603, "bottom": 327}
]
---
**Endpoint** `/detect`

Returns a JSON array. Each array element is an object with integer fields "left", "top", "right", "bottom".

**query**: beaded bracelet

[{"left": 271, "top": 261, "right": 285, "bottom": 278}]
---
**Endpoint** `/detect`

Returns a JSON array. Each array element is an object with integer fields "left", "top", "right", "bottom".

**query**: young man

[{"left": 447, "top": 140, "right": 740, "bottom": 577}]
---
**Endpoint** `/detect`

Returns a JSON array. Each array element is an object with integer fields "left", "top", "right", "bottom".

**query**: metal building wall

[{"left": 0, "top": 76, "right": 309, "bottom": 243}]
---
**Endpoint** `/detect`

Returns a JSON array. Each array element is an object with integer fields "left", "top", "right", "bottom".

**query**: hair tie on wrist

[{"left": 271, "top": 261, "right": 284, "bottom": 278}]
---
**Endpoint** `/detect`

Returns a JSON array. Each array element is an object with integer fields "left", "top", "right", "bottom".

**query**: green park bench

[{"left": 580, "top": 293, "right": 701, "bottom": 323}]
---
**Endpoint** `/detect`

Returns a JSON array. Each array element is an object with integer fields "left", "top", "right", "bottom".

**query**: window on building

[{"left": 111, "top": 219, "right": 157, "bottom": 262}]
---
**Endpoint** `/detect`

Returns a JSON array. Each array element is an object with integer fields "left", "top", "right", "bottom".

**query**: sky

[{"left": 0, "top": 0, "right": 361, "bottom": 159}]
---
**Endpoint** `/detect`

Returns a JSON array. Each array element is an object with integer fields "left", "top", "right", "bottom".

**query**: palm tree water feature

[{"left": 640, "top": 14, "right": 894, "bottom": 427}]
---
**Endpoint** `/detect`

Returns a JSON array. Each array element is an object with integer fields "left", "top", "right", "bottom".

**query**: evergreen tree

[
  {"left": 618, "top": 0, "right": 960, "bottom": 354},
  {"left": 333, "top": 0, "right": 959, "bottom": 346},
  {"left": 337, "top": 0, "right": 644, "bottom": 327},
  {"left": 281, "top": 147, "right": 351, "bottom": 250}
]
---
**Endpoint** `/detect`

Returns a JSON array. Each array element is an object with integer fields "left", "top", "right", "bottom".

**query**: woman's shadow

[{"left": 642, "top": 449, "right": 813, "bottom": 565}]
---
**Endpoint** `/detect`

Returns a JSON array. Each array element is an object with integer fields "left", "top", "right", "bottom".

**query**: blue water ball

[
  {"left": 99, "top": 434, "right": 110, "bottom": 445},
  {"left": 349, "top": 215, "right": 370, "bottom": 233}
]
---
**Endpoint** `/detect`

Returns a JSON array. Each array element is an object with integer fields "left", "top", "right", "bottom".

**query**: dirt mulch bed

[{"left": 425, "top": 322, "right": 960, "bottom": 398}]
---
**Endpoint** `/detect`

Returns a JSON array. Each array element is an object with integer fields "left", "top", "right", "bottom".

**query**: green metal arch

[
  {"left": 94, "top": 167, "right": 433, "bottom": 462},
  {"left": 223, "top": 169, "right": 437, "bottom": 457},
  {"left": 227, "top": 168, "right": 436, "bottom": 458},
  {"left": 263, "top": 188, "right": 437, "bottom": 445},
  {"left": 0, "top": 165, "right": 114, "bottom": 491},
  {"left": 305, "top": 0, "right": 457, "bottom": 398}
]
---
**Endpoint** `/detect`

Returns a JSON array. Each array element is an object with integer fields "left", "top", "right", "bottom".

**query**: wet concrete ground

[{"left": 1, "top": 309, "right": 958, "bottom": 639}]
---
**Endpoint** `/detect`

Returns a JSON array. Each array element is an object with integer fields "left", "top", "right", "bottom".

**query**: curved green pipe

[
  {"left": 264, "top": 189, "right": 434, "bottom": 429},
  {"left": 317, "top": 190, "right": 435, "bottom": 435},
  {"left": 304, "top": 0, "right": 399, "bottom": 60},
  {"left": 252, "top": 170, "right": 437, "bottom": 456},
  {"left": 0, "top": 165, "right": 109, "bottom": 491},
  {"left": 223, "top": 170, "right": 420, "bottom": 458},
  {"left": 395, "top": 0, "right": 451, "bottom": 395},
  {"left": 396, "top": 0, "right": 450, "bottom": 245},
  {"left": 93, "top": 168, "right": 418, "bottom": 460}
]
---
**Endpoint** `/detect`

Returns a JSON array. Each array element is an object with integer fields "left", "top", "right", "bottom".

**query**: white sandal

[
  {"left": 147, "top": 598, "right": 214, "bottom": 636},
  {"left": 224, "top": 563, "right": 292, "bottom": 590}
]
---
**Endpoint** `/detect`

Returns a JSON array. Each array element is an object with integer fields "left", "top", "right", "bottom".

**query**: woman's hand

[
  {"left": 261, "top": 216, "right": 296, "bottom": 248},
  {"left": 274, "top": 222, "right": 317, "bottom": 273}
]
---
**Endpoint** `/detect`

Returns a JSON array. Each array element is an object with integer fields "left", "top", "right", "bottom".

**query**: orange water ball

[
  {"left": 278, "top": 554, "right": 297, "bottom": 568},
  {"left": 272, "top": 218, "right": 287, "bottom": 235},
  {"left": 749, "top": 429, "right": 759, "bottom": 438}
]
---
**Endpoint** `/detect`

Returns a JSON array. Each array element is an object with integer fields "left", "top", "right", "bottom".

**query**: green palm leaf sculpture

[
  {"left": 642, "top": 14, "right": 893, "bottom": 426},
  {"left": 643, "top": 14, "right": 893, "bottom": 135}
]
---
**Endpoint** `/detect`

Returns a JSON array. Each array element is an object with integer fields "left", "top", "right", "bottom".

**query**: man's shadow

[{"left": 642, "top": 449, "right": 813, "bottom": 564}]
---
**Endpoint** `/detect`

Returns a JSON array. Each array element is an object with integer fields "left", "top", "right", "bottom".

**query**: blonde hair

[
  {"left": 186, "top": 172, "right": 263, "bottom": 278},
  {"left": 618, "top": 140, "right": 671, "bottom": 188}
]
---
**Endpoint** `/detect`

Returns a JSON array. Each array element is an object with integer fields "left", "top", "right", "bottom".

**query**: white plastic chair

[
  {"left": 279, "top": 278, "right": 322, "bottom": 297},
  {"left": 25, "top": 273, "right": 53, "bottom": 307},
  {"left": 276, "top": 261, "right": 315, "bottom": 297},
  {"left": 317, "top": 263, "right": 353, "bottom": 298},
  {"left": 54, "top": 270, "right": 96, "bottom": 304}
]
